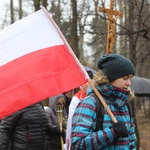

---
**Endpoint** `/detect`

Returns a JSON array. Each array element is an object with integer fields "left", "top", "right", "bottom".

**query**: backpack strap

[
  {"left": 126, "top": 102, "right": 132, "bottom": 120},
  {"left": 90, "top": 93, "right": 104, "bottom": 131}
]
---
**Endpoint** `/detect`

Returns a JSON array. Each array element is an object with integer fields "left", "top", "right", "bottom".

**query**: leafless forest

[{"left": 0, "top": 0, "right": 150, "bottom": 149}]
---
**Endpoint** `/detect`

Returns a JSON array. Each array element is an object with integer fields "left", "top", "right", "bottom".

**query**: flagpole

[
  {"left": 57, "top": 104, "right": 64, "bottom": 150},
  {"left": 42, "top": 7, "right": 117, "bottom": 123},
  {"left": 88, "top": 78, "right": 117, "bottom": 123}
]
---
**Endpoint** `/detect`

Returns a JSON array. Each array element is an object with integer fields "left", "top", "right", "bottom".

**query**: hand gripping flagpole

[
  {"left": 42, "top": 7, "right": 117, "bottom": 123},
  {"left": 57, "top": 104, "right": 64, "bottom": 150}
]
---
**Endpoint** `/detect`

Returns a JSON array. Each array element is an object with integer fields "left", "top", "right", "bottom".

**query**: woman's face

[{"left": 110, "top": 74, "right": 133, "bottom": 90}]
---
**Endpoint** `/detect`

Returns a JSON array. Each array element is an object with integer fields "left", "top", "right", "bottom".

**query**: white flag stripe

[{"left": 0, "top": 10, "right": 63, "bottom": 66}]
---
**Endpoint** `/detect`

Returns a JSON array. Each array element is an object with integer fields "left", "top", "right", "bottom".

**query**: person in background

[
  {"left": 63, "top": 90, "right": 75, "bottom": 116},
  {"left": 71, "top": 53, "right": 137, "bottom": 150},
  {"left": 65, "top": 70, "right": 94, "bottom": 150},
  {"left": 0, "top": 102, "right": 48, "bottom": 150},
  {"left": 45, "top": 94, "right": 67, "bottom": 150}
]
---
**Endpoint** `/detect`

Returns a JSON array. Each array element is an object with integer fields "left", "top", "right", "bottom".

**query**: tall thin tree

[{"left": 10, "top": 0, "right": 14, "bottom": 24}]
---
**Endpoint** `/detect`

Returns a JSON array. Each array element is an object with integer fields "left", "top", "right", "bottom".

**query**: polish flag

[{"left": 0, "top": 7, "right": 88, "bottom": 119}]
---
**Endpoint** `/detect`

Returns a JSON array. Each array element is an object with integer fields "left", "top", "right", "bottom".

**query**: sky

[
  {"left": 0, "top": 1, "right": 17, "bottom": 29},
  {"left": 0, "top": 0, "right": 34, "bottom": 30}
]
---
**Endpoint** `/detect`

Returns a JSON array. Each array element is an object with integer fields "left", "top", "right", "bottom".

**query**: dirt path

[{"left": 136, "top": 106, "right": 150, "bottom": 150}]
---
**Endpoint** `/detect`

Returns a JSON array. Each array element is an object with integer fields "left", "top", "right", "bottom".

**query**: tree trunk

[
  {"left": 128, "top": 0, "right": 140, "bottom": 149},
  {"left": 19, "top": 0, "right": 22, "bottom": 19},
  {"left": 42, "top": 0, "right": 48, "bottom": 9},
  {"left": 70, "top": 0, "right": 79, "bottom": 58},
  {"left": 10, "top": 0, "right": 14, "bottom": 24},
  {"left": 33, "top": 0, "right": 41, "bottom": 11}
]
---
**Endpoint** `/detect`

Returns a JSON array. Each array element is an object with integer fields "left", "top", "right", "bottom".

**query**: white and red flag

[{"left": 0, "top": 7, "right": 88, "bottom": 119}]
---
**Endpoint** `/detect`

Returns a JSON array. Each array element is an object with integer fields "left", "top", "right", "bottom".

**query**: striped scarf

[{"left": 96, "top": 83, "right": 130, "bottom": 107}]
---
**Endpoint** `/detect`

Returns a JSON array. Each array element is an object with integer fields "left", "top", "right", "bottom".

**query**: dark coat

[
  {"left": 45, "top": 94, "right": 67, "bottom": 150},
  {"left": 0, "top": 103, "right": 48, "bottom": 150}
]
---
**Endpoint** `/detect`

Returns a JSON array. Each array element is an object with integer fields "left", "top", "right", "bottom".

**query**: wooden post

[
  {"left": 99, "top": 0, "right": 123, "bottom": 54},
  {"left": 57, "top": 104, "right": 64, "bottom": 150},
  {"left": 88, "top": 78, "right": 117, "bottom": 123}
]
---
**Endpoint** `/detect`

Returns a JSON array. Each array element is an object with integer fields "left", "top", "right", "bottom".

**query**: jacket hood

[{"left": 49, "top": 94, "right": 66, "bottom": 112}]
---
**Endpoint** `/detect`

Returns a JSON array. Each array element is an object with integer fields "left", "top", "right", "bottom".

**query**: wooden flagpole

[
  {"left": 88, "top": 78, "right": 117, "bottom": 123},
  {"left": 43, "top": 6, "right": 119, "bottom": 123},
  {"left": 57, "top": 104, "right": 64, "bottom": 150}
]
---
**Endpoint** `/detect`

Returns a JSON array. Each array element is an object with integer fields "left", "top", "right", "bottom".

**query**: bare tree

[
  {"left": 33, "top": 0, "right": 41, "bottom": 11},
  {"left": 10, "top": 0, "right": 14, "bottom": 24},
  {"left": 42, "top": 0, "right": 48, "bottom": 9},
  {"left": 70, "top": 0, "right": 79, "bottom": 58},
  {"left": 19, "top": 0, "right": 22, "bottom": 19}
]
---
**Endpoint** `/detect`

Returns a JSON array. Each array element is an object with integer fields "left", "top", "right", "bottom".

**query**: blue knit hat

[{"left": 97, "top": 53, "right": 135, "bottom": 81}]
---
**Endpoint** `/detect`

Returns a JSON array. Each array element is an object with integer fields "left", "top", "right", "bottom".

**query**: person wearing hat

[{"left": 71, "top": 53, "right": 137, "bottom": 150}]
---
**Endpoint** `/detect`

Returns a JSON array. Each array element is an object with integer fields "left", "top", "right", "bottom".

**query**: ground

[{"left": 136, "top": 102, "right": 150, "bottom": 150}]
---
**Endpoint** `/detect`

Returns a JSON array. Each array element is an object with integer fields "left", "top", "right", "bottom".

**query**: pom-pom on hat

[{"left": 97, "top": 53, "right": 135, "bottom": 81}]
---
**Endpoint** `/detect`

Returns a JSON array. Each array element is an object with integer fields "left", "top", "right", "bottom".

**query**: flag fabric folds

[{"left": 0, "top": 7, "right": 88, "bottom": 119}]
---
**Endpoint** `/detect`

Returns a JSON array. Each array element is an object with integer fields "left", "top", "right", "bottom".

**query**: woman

[{"left": 71, "top": 53, "right": 137, "bottom": 150}]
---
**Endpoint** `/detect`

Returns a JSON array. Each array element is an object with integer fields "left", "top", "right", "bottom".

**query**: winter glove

[
  {"left": 60, "top": 129, "right": 66, "bottom": 143},
  {"left": 48, "top": 124, "right": 66, "bottom": 139},
  {"left": 48, "top": 125, "right": 61, "bottom": 135},
  {"left": 112, "top": 122, "right": 128, "bottom": 137},
  {"left": 60, "top": 129, "right": 66, "bottom": 137}
]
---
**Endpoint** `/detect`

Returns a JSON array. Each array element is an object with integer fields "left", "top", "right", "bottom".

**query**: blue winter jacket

[{"left": 71, "top": 85, "right": 137, "bottom": 150}]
